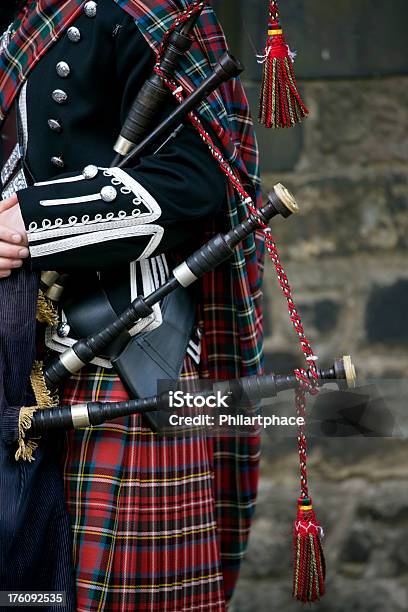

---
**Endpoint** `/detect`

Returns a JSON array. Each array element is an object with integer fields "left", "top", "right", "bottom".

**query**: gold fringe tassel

[
  {"left": 15, "top": 407, "right": 39, "bottom": 462},
  {"left": 16, "top": 287, "right": 60, "bottom": 461},
  {"left": 30, "top": 361, "right": 59, "bottom": 409},
  {"left": 16, "top": 361, "right": 59, "bottom": 462},
  {"left": 36, "top": 289, "right": 59, "bottom": 326}
]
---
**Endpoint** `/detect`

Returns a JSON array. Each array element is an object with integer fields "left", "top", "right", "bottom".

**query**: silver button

[
  {"left": 82, "top": 164, "right": 99, "bottom": 179},
  {"left": 51, "top": 155, "right": 65, "bottom": 169},
  {"left": 57, "top": 322, "right": 71, "bottom": 338},
  {"left": 52, "top": 89, "right": 68, "bottom": 104},
  {"left": 84, "top": 1, "right": 97, "bottom": 18},
  {"left": 67, "top": 26, "right": 81, "bottom": 43},
  {"left": 83, "top": 164, "right": 99, "bottom": 179},
  {"left": 56, "top": 61, "right": 71, "bottom": 78},
  {"left": 48, "top": 119, "right": 62, "bottom": 133},
  {"left": 100, "top": 186, "right": 117, "bottom": 202}
]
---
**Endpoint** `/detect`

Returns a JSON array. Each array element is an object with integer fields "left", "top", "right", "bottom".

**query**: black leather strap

[
  {"left": 113, "top": 284, "right": 195, "bottom": 432},
  {"left": 61, "top": 274, "right": 196, "bottom": 432},
  {"left": 62, "top": 274, "right": 131, "bottom": 360}
]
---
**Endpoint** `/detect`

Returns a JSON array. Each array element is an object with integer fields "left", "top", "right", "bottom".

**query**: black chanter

[{"left": 28, "top": 356, "right": 356, "bottom": 434}]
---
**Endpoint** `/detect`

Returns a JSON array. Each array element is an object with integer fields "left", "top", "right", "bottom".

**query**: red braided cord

[
  {"left": 155, "top": 26, "right": 319, "bottom": 497},
  {"left": 294, "top": 369, "right": 318, "bottom": 499},
  {"left": 269, "top": 0, "right": 280, "bottom": 23},
  {"left": 264, "top": 229, "right": 319, "bottom": 497}
]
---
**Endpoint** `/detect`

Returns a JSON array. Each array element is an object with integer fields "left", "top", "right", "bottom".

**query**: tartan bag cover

[{"left": 1, "top": 1, "right": 265, "bottom": 609}]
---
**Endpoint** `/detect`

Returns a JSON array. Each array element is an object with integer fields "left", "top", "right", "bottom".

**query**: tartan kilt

[{"left": 62, "top": 355, "right": 260, "bottom": 611}]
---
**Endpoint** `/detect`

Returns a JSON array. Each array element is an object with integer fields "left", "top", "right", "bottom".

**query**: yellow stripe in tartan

[
  {"left": 73, "top": 525, "right": 216, "bottom": 540},
  {"left": 65, "top": 470, "right": 212, "bottom": 484},
  {"left": 97, "top": 510, "right": 118, "bottom": 612},
  {"left": 77, "top": 572, "right": 223, "bottom": 590},
  {"left": 74, "top": 425, "right": 156, "bottom": 436}
]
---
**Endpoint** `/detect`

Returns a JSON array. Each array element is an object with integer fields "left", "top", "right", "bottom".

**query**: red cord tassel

[
  {"left": 258, "top": 0, "right": 308, "bottom": 128},
  {"left": 293, "top": 497, "right": 326, "bottom": 602}
]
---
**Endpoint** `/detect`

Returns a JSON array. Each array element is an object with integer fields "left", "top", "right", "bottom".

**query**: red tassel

[
  {"left": 293, "top": 497, "right": 326, "bottom": 603},
  {"left": 258, "top": 0, "right": 308, "bottom": 128}
]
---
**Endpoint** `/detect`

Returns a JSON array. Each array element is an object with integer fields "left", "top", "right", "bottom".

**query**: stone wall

[{"left": 230, "top": 60, "right": 408, "bottom": 612}]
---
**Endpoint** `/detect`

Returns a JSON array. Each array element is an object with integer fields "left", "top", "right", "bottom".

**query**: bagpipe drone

[{"left": 1, "top": 0, "right": 357, "bottom": 604}]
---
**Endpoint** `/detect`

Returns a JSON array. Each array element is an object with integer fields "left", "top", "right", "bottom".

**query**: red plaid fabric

[{"left": 63, "top": 357, "right": 228, "bottom": 611}]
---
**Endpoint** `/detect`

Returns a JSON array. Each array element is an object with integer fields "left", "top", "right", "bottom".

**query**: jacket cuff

[{"left": 18, "top": 165, "right": 164, "bottom": 265}]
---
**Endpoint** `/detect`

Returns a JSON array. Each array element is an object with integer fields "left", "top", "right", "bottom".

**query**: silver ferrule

[
  {"left": 45, "top": 283, "right": 65, "bottom": 302},
  {"left": 60, "top": 348, "right": 86, "bottom": 374},
  {"left": 71, "top": 404, "right": 91, "bottom": 429},
  {"left": 41, "top": 270, "right": 60, "bottom": 288},
  {"left": 172, "top": 262, "right": 198, "bottom": 288},
  {"left": 113, "top": 135, "right": 134, "bottom": 156}
]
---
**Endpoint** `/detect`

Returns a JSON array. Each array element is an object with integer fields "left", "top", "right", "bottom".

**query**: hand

[{"left": 0, "top": 194, "right": 29, "bottom": 278}]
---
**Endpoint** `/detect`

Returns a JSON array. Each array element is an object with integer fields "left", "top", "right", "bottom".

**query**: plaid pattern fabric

[
  {"left": 0, "top": 0, "right": 84, "bottom": 122},
  {"left": 2, "top": 1, "right": 264, "bottom": 607},
  {"left": 63, "top": 357, "right": 227, "bottom": 611}
]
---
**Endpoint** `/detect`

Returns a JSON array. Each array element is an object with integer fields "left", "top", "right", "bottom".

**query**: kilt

[{"left": 62, "top": 356, "right": 259, "bottom": 611}]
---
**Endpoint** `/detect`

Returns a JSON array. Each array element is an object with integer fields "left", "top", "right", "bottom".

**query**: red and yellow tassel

[
  {"left": 293, "top": 497, "right": 326, "bottom": 602},
  {"left": 258, "top": 0, "right": 308, "bottom": 128}
]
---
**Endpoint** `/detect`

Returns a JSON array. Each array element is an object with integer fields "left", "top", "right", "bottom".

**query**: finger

[
  {"left": 0, "top": 194, "right": 18, "bottom": 213},
  {"left": 0, "top": 243, "right": 29, "bottom": 259},
  {"left": 0, "top": 257, "right": 23, "bottom": 270},
  {"left": 0, "top": 271, "right": 11, "bottom": 279},
  {"left": 0, "top": 223, "right": 24, "bottom": 244}
]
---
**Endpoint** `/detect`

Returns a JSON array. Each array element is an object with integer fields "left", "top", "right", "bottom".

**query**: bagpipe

[{"left": 1, "top": 1, "right": 357, "bottom": 604}]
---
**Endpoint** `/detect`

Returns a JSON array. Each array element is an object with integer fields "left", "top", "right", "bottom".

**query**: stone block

[
  {"left": 366, "top": 280, "right": 408, "bottom": 345},
  {"left": 340, "top": 524, "right": 375, "bottom": 564}
]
